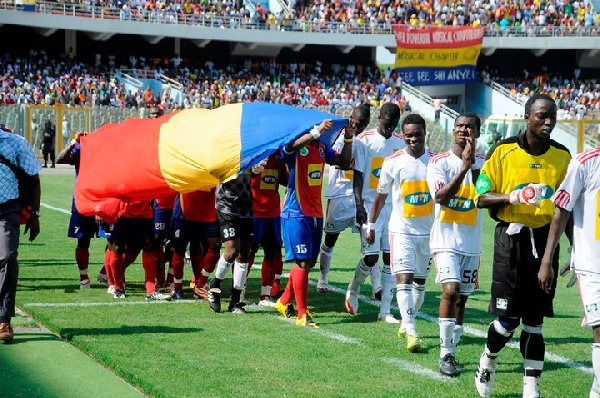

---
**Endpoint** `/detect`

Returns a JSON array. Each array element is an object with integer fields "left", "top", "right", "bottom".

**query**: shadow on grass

[
  {"left": 7, "top": 333, "right": 60, "bottom": 344},
  {"left": 19, "top": 259, "right": 104, "bottom": 267},
  {"left": 59, "top": 325, "right": 203, "bottom": 341}
]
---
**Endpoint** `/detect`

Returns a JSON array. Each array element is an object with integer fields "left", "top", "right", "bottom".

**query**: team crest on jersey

[
  {"left": 300, "top": 147, "right": 309, "bottom": 156},
  {"left": 515, "top": 183, "right": 554, "bottom": 199},
  {"left": 319, "top": 147, "right": 325, "bottom": 158},
  {"left": 404, "top": 192, "right": 432, "bottom": 206},
  {"left": 586, "top": 303, "right": 600, "bottom": 313}
]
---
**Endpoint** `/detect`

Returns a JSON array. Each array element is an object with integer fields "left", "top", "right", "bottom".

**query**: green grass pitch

[{"left": 9, "top": 173, "right": 594, "bottom": 397}]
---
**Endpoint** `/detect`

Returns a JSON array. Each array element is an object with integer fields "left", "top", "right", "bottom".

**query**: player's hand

[
  {"left": 24, "top": 215, "right": 40, "bottom": 242},
  {"left": 461, "top": 136, "right": 474, "bottom": 169},
  {"left": 509, "top": 183, "right": 545, "bottom": 207},
  {"left": 74, "top": 131, "right": 86, "bottom": 143},
  {"left": 344, "top": 120, "right": 357, "bottom": 139},
  {"left": 251, "top": 159, "right": 268, "bottom": 175},
  {"left": 356, "top": 204, "right": 367, "bottom": 226},
  {"left": 537, "top": 261, "right": 555, "bottom": 294},
  {"left": 318, "top": 119, "right": 333, "bottom": 133},
  {"left": 95, "top": 215, "right": 102, "bottom": 225},
  {"left": 559, "top": 246, "right": 577, "bottom": 288},
  {"left": 365, "top": 227, "right": 375, "bottom": 245}
]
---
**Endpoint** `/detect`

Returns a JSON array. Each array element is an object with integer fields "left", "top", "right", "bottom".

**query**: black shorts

[
  {"left": 170, "top": 218, "right": 219, "bottom": 248},
  {"left": 217, "top": 211, "right": 253, "bottom": 243},
  {"left": 489, "top": 222, "right": 560, "bottom": 320}
]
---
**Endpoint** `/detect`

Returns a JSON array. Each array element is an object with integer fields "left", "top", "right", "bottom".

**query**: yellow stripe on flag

[
  {"left": 158, "top": 106, "right": 242, "bottom": 193},
  {"left": 395, "top": 44, "right": 482, "bottom": 68}
]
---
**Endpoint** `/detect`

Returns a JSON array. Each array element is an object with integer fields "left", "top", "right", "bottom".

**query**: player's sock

[
  {"left": 155, "top": 247, "right": 165, "bottom": 286},
  {"left": 412, "top": 281, "right": 426, "bottom": 314},
  {"left": 592, "top": 344, "right": 600, "bottom": 394},
  {"left": 111, "top": 251, "right": 126, "bottom": 290},
  {"left": 379, "top": 265, "right": 394, "bottom": 316},
  {"left": 487, "top": 318, "right": 517, "bottom": 355},
  {"left": 165, "top": 265, "right": 174, "bottom": 287},
  {"left": 196, "top": 248, "right": 219, "bottom": 287},
  {"left": 104, "top": 250, "right": 114, "bottom": 287},
  {"left": 190, "top": 254, "right": 205, "bottom": 286},
  {"left": 318, "top": 244, "right": 333, "bottom": 282},
  {"left": 349, "top": 258, "right": 371, "bottom": 291},
  {"left": 232, "top": 261, "right": 249, "bottom": 304},
  {"left": 260, "top": 257, "right": 274, "bottom": 300},
  {"left": 396, "top": 283, "right": 416, "bottom": 334},
  {"left": 142, "top": 250, "right": 157, "bottom": 294},
  {"left": 271, "top": 253, "right": 283, "bottom": 296},
  {"left": 370, "top": 259, "right": 381, "bottom": 293},
  {"left": 279, "top": 268, "right": 295, "bottom": 305},
  {"left": 453, "top": 325, "right": 464, "bottom": 351},
  {"left": 291, "top": 267, "right": 309, "bottom": 318},
  {"left": 520, "top": 324, "right": 544, "bottom": 394},
  {"left": 75, "top": 247, "right": 89, "bottom": 281},
  {"left": 172, "top": 251, "right": 185, "bottom": 290},
  {"left": 215, "top": 255, "right": 233, "bottom": 280},
  {"left": 439, "top": 317, "right": 456, "bottom": 358}
]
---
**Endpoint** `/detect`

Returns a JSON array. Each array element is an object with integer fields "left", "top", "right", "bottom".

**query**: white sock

[
  {"left": 481, "top": 347, "right": 498, "bottom": 369},
  {"left": 370, "top": 259, "right": 381, "bottom": 292},
  {"left": 523, "top": 375, "right": 540, "bottom": 398},
  {"left": 412, "top": 282, "right": 426, "bottom": 314},
  {"left": 592, "top": 344, "right": 600, "bottom": 395},
  {"left": 379, "top": 265, "right": 394, "bottom": 316},
  {"left": 396, "top": 283, "right": 415, "bottom": 334},
  {"left": 453, "top": 325, "right": 464, "bottom": 351},
  {"left": 439, "top": 317, "right": 456, "bottom": 358},
  {"left": 349, "top": 258, "right": 371, "bottom": 291},
  {"left": 233, "top": 261, "right": 248, "bottom": 290},
  {"left": 319, "top": 244, "right": 333, "bottom": 282},
  {"left": 215, "top": 255, "right": 233, "bottom": 280},
  {"left": 260, "top": 286, "right": 271, "bottom": 296}
]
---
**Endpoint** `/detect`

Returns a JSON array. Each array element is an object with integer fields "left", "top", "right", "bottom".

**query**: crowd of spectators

[
  {"left": 485, "top": 68, "right": 600, "bottom": 119},
  {"left": 38, "top": 0, "right": 600, "bottom": 34},
  {"left": 0, "top": 50, "right": 408, "bottom": 111}
]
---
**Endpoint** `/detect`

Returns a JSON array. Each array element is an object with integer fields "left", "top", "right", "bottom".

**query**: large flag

[
  {"left": 74, "top": 103, "right": 346, "bottom": 223},
  {"left": 393, "top": 26, "right": 485, "bottom": 86}
]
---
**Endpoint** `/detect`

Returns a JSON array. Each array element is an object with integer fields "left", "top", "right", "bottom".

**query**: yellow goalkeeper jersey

[{"left": 474, "top": 134, "right": 571, "bottom": 228}]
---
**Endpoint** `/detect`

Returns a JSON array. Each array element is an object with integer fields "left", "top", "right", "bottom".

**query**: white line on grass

[
  {"left": 381, "top": 358, "right": 457, "bottom": 382},
  {"left": 275, "top": 316, "right": 363, "bottom": 345},
  {"left": 312, "top": 280, "right": 594, "bottom": 375},
  {"left": 24, "top": 299, "right": 201, "bottom": 308},
  {"left": 41, "top": 203, "right": 71, "bottom": 215}
]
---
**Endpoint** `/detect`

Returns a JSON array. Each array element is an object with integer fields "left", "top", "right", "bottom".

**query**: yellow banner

[{"left": 395, "top": 44, "right": 482, "bottom": 68}]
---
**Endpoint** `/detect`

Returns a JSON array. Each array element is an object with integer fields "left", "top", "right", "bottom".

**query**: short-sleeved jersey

[
  {"left": 325, "top": 130, "right": 355, "bottom": 199},
  {"left": 122, "top": 200, "right": 153, "bottom": 219},
  {"left": 154, "top": 195, "right": 176, "bottom": 211},
  {"left": 552, "top": 148, "right": 600, "bottom": 274},
  {"left": 251, "top": 152, "right": 288, "bottom": 218},
  {"left": 172, "top": 189, "right": 216, "bottom": 222},
  {"left": 216, "top": 173, "right": 253, "bottom": 219},
  {"left": 281, "top": 139, "right": 336, "bottom": 219},
  {"left": 378, "top": 149, "right": 435, "bottom": 236},
  {"left": 474, "top": 134, "right": 571, "bottom": 229},
  {"left": 427, "top": 150, "right": 485, "bottom": 255},
  {"left": 354, "top": 129, "right": 405, "bottom": 205}
]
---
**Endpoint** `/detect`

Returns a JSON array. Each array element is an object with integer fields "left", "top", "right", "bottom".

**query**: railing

[
  {"left": 115, "top": 70, "right": 144, "bottom": 90},
  {"left": 401, "top": 82, "right": 459, "bottom": 120},
  {"left": 480, "top": 73, "right": 526, "bottom": 106},
  {"left": 5, "top": 1, "right": 600, "bottom": 38}
]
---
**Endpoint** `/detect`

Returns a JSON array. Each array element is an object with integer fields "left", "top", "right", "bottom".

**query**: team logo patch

[
  {"left": 515, "top": 183, "right": 554, "bottom": 199},
  {"left": 299, "top": 147, "right": 309, "bottom": 156},
  {"left": 586, "top": 303, "right": 600, "bottom": 313},
  {"left": 496, "top": 298, "right": 508, "bottom": 310},
  {"left": 404, "top": 192, "right": 432, "bottom": 206},
  {"left": 319, "top": 147, "right": 325, "bottom": 158},
  {"left": 529, "top": 164, "right": 542, "bottom": 169},
  {"left": 308, "top": 170, "right": 322, "bottom": 180},
  {"left": 372, "top": 168, "right": 381, "bottom": 179},
  {"left": 475, "top": 173, "right": 491, "bottom": 194},
  {"left": 261, "top": 175, "right": 276, "bottom": 184}
]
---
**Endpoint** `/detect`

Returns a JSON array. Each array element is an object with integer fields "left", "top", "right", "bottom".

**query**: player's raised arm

[{"left": 283, "top": 119, "right": 333, "bottom": 153}]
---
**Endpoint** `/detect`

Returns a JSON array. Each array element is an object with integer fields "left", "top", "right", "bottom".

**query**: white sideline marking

[
  {"left": 24, "top": 300, "right": 200, "bottom": 308},
  {"left": 382, "top": 358, "right": 456, "bottom": 382},
  {"left": 41, "top": 202, "right": 71, "bottom": 215},
  {"left": 311, "top": 280, "right": 594, "bottom": 375},
  {"left": 275, "top": 315, "right": 362, "bottom": 345}
]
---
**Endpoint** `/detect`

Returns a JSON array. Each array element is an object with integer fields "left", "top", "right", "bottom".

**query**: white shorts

[
  {"left": 361, "top": 204, "right": 391, "bottom": 255},
  {"left": 578, "top": 272, "right": 600, "bottom": 328},
  {"left": 389, "top": 233, "right": 431, "bottom": 279},
  {"left": 324, "top": 196, "right": 355, "bottom": 234},
  {"left": 434, "top": 251, "right": 480, "bottom": 295}
]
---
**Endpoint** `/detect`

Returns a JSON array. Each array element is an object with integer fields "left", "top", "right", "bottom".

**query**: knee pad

[{"left": 498, "top": 316, "right": 520, "bottom": 334}]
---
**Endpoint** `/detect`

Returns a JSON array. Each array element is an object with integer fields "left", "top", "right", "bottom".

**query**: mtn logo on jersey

[
  {"left": 404, "top": 192, "right": 432, "bottom": 206},
  {"left": 307, "top": 164, "right": 323, "bottom": 186},
  {"left": 372, "top": 168, "right": 381, "bottom": 179},
  {"left": 515, "top": 183, "right": 554, "bottom": 199},
  {"left": 446, "top": 196, "right": 475, "bottom": 212},
  {"left": 262, "top": 175, "right": 277, "bottom": 184}
]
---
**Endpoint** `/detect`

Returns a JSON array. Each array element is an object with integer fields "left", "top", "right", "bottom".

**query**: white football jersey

[
  {"left": 377, "top": 149, "right": 435, "bottom": 236},
  {"left": 325, "top": 131, "right": 355, "bottom": 199},
  {"left": 354, "top": 128, "right": 405, "bottom": 205},
  {"left": 427, "top": 150, "right": 485, "bottom": 255},
  {"left": 552, "top": 148, "right": 600, "bottom": 274}
]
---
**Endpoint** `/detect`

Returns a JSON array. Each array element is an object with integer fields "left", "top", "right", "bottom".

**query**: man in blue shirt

[{"left": 0, "top": 127, "right": 41, "bottom": 342}]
